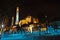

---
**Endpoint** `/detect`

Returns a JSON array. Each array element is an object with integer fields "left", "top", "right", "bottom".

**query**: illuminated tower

[
  {"left": 15, "top": 6, "right": 19, "bottom": 25},
  {"left": 11, "top": 16, "right": 14, "bottom": 26}
]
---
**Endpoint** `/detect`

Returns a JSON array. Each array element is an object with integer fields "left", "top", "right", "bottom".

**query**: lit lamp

[
  {"left": 1, "top": 23, "right": 4, "bottom": 35},
  {"left": 2, "top": 24, "right": 4, "bottom": 28}
]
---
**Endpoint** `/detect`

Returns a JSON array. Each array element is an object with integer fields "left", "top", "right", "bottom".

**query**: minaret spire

[
  {"left": 15, "top": 6, "right": 19, "bottom": 25},
  {"left": 11, "top": 16, "right": 14, "bottom": 26}
]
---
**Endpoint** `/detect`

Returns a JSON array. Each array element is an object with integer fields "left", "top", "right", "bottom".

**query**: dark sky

[{"left": 0, "top": 0, "right": 60, "bottom": 18}]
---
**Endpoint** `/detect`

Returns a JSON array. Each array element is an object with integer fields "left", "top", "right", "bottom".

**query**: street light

[
  {"left": 1, "top": 23, "right": 4, "bottom": 36},
  {"left": 2, "top": 24, "right": 4, "bottom": 28}
]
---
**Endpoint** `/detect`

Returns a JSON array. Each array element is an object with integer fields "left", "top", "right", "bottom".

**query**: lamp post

[{"left": 1, "top": 23, "right": 4, "bottom": 37}]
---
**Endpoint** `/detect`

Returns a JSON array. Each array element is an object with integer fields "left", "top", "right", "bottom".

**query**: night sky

[{"left": 0, "top": 0, "right": 60, "bottom": 19}]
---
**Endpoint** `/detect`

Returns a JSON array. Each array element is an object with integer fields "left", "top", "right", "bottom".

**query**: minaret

[
  {"left": 15, "top": 6, "right": 19, "bottom": 25},
  {"left": 11, "top": 16, "right": 14, "bottom": 26}
]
